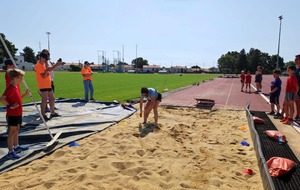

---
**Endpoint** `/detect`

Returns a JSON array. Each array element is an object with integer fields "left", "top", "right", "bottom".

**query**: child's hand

[
  {"left": 10, "top": 103, "right": 19, "bottom": 109},
  {"left": 139, "top": 112, "right": 142, "bottom": 117},
  {"left": 25, "top": 89, "right": 30, "bottom": 96}
]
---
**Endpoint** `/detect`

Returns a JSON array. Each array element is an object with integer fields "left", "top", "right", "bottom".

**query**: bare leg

[
  {"left": 40, "top": 91, "right": 49, "bottom": 116},
  {"left": 8, "top": 126, "right": 18, "bottom": 151},
  {"left": 289, "top": 101, "right": 295, "bottom": 119},
  {"left": 48, "top": 91, "right": 55, "bottom": 114},
  {"left": 13, "top": 126, "right": 20, "bottom": 147},
  {"left": 143, "top": 101, "right": 151, "bottom": 123},
  {"left": 275, "top": 103, "right": 280, "bottom": 114},
  {"left": 271, "top": 103, "right": 274, "bottom": 112},
  {"left": 153, "top": 100, "right": 161, "bottom": 123},
  {"left": 295, "top": 98, "right": 300, "bottom": 117}
]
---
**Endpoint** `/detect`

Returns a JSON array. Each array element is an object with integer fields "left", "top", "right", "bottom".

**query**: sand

[{"left": 0, "top": 106, "right": 263, "bottom": 190}]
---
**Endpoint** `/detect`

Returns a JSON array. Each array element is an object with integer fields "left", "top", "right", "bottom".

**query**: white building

[
  {"left": 0, "top": 55, "right": 34, "bottom": 71},
  {"left": 142, "top": 65, "right": 161, "bottom": 73}
]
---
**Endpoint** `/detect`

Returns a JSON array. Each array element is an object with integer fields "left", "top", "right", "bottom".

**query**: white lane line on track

[
  {"left": 251, "top": 84, "right": 300, "bottom": 134},
  {"left": 250, "top": 84, "right": 271, "bottom": 105},
  {"left": 225, "top": 79, "right": 234, "bottom": 109},
  {"left": 198, "top": 78, "right": 222, "bottom": 98}
]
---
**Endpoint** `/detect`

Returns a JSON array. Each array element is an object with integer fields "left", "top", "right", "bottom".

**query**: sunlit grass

[{"left": 0, "top": 71, "right": 220, "bottom": 103}]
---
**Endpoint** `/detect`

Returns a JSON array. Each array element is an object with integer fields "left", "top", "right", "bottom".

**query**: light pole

[
  {"left": 276, "top": 15, "right": 283, "bottom": 69},
  {"left": 46, "top": 32, "right": 51, "bottom": 52},
  {"left": 113, "top": 50, "right": 121, "bottom": 72}
]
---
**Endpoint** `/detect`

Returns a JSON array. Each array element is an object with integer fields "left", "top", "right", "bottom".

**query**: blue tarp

[{"left": 0, "top": 98, "right": 136, "bottom": 174}]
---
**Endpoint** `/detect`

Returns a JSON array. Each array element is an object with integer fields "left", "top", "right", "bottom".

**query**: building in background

[
  {"left": 0, "top": 55, "right": 34, "bottom": 71},
  {"left": 142, "top": 65, "right": 161, "bottom": 73}
]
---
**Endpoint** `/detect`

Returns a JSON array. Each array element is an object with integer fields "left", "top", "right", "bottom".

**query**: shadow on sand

[{"left": 139, "top": 122, "right": 159, "bottom": 138}]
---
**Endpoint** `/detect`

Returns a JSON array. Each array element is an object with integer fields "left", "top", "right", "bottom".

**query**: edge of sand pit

[{"left": 246, "top": 102, "right": 276, "bottom": 190}]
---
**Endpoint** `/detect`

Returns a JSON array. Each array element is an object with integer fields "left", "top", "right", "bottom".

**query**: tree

[
  {"left": 0, "top": 33, "right": 18, "bottom": 62},
  {"left": 20, "top": 46, "right": 37, "bottom": 63},
  {"left": 284, "top": 61, "right": 295, "bottom": 68},
  {"left": 191, "top": 65, "right": 201, "bottom": 72},
  {"left": 218, "top": 52, "right": 238, "bottom": 74},
  {"left": 237, "top": 49, "right": 248, "bottom": 72},
  {"left": 70, "top": 65, "right": 81, "bottom": 71},
  {"left": 132, "top": 57, "right": 148, "bottom": 69},
  {"left": 217, "top": 48, "right": 286, "bottom": 74}
]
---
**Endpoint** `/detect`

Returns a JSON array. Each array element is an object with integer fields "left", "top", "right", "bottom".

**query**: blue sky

[{"left": 1, "top": 0, "right": 299, "bottom": 68}]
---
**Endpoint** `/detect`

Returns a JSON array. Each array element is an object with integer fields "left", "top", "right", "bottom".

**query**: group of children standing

[
  {"left": 240, "top": 54, "right": 300, "bottom": 125},
  {"left": 240, "top": 66, "right": 263, "bottom": 93}
]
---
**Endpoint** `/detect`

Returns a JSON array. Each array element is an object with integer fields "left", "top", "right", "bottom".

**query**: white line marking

[
  {"left": 225, "top": 79, "right": 234, "bottom": 109},
  {"left": 250, "top": 84, "right": 271, "bottom": 105},
  {"left": 252, "top": 83, "right": 300, "bottom": 134}
]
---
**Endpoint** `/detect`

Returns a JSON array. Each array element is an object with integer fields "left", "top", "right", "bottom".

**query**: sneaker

[
  {"left": 280, "top": 117, "right": 287, "bottom": 122},
  {"left": 267, "top": 111, "right": 275, "bottom": 115},
  {"left": 295, "top": 116, "right": 300, "bottom": 121},
  {"left": 90, "top": 98, "right": 96, "bottom": 101},
  {"left": 6, "top": 151, "right": 20, "bottom": 159},
  {"left": 283, "top": 118, "right": 292, "bottom": 125},
  {"left": 274, "top": 114, "right": 283, "bottom": 119},
  {"left": 50, "top": 113, "right": 61, "bottom": 118},
  {"left": 14, "top": 145, "right": 29, "bottom": 153},
  {"left": 42, "top": 115, "right": 50, "bottom": 121}
]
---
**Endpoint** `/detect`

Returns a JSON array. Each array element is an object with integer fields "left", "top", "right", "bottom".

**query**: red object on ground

[
  {"left": 253, "top": 116, "right": 265, "bottom": 124},
  {"left": 242, "top": 168, "right": 253, "bottom": 175},
  {"left": 266, "top": 157, "right": 296, "bottom": 177},
  {"left": 265, "top": 130, "right": 286, "bottom": 142}
]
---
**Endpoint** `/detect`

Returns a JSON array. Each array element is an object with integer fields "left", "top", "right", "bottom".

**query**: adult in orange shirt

[
  {"left": 35, "top": 49, "right": 62, "bottom": 120},
  {"left": 81, "top": 61, "right": 94, "bottom": 101}
]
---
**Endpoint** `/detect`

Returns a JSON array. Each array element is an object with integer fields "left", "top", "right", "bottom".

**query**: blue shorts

[
  {"left": 285, "top": 92, "right": 296, "bottom": 101},
  {"left": 270, "top": 95, "right": 280, "bottom": 104}
]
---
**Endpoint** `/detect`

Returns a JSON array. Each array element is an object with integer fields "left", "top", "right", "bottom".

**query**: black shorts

[
  {"left": 270, "top": 95, "right": 280, "bottom": 104},
  {"left": 156, "top": 93, "right": 162, "bottom": 102},
  {"left": 255, "top": 76, "right": 262, "bottom": 83},
  {"left": 39, "top": 88, "right": 53, "bottom": 92},
  {"left": 7, "top": 116, "right": 22, "bottom": 127}
]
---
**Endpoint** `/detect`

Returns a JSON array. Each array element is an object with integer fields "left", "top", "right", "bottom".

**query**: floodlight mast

[
  {"left": 276, "top": 15, "right": 283, "bottom": 69},
  {"left": 46, "top": 32, "right": 51, "bottom": 52}
]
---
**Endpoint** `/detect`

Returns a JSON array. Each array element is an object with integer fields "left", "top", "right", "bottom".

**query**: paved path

[{"left": 162, "top": 77, "right": 281, "bottom": 111}]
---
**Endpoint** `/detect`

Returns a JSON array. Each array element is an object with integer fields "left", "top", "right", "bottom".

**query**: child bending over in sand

[
  {"left": 139, "top": 87, "right": 162, "bottom": 124},
  {"left": 0, "top": 69, "right": 29, "bottom": 159}
]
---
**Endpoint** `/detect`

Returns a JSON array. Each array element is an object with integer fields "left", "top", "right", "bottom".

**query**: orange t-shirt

[
  {"left": 81, "top": 67, "right": 92, "bottom": 80},
  {"left": 35, "top": 62, "right": 51, "bottom": 89}
]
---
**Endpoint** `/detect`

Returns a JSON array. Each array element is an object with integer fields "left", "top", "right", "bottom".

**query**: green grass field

[{"left": 0, "top": 72, "right": 220, "bottom": 103}]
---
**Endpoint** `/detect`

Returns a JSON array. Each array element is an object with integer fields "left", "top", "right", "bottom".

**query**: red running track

[{"left": 162, "top": 76, "right": 287, "bottom": 112}]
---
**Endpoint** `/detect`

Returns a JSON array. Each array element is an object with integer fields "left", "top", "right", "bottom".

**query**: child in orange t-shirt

[{"left": 245, "top": 71, "right": 252, "bottom": 93}]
